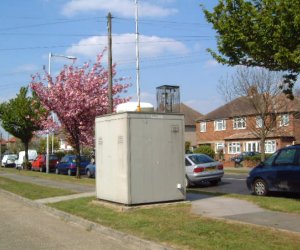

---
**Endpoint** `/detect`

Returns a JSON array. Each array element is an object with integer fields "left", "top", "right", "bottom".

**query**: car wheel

[
  {"left": 86, "top": 170, "right": 91, "bottom": 178},
  {"left": 55, "top": 168, "right": 60, "bottom": 175},
  {"left": 39, "top": 167, "right": 44, "bottom": 172},
  {"left": 253, "top": 179, "right": 268, "bottom": 196},
  {"left": 67, "top": 169, "right": 72, "bottom": 176},
  {"left": 185, "top": 176, "right": 192, "bottom": 188}
]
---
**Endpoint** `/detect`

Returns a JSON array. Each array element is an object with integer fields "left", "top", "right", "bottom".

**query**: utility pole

[
  {"left": 135, "top": 0, "right": 141, "bottom": 112},
  {"left": 107, "top": 12, "right": 113, "bottom": 114}
]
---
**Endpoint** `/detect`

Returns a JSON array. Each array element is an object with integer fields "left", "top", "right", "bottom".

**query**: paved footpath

[
  {"left": 0, "top": 191, "right": 171, "bottom": 250},
  {"left": 188, "top": 193, "right": 300, "bottom": 234}
]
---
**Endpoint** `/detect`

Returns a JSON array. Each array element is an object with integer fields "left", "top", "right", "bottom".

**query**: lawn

[
  {"left": 0, "top": 167, "right": 95, "bottom": 186},
  {"left": 0, "top": 176, "right": 75, "bottom": 200},
  {"left": 224, "top": 167, "right": 250, "bottom": 174},
  {"left": 50, "top": 197, "right": 300, "bottom": 250}
]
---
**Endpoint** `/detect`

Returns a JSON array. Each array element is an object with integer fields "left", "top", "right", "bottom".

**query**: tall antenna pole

[
  {"left": 107, "top": 12, "right": 113, "bottom": 114},
  {"left": 135, "top": 0, "right": 141, "bottom": 112}
]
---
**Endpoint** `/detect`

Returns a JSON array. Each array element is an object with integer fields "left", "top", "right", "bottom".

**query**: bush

[
  {"left": 244, "top": 154, "right": 261, "bottom": 161},
  {"left": 194, "top": 145, "right": 215, "bottom": 159}
]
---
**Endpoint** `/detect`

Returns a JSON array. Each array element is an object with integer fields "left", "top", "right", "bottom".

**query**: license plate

[{"left": 206, "top": 167, "right": 216, "bottom": 171}]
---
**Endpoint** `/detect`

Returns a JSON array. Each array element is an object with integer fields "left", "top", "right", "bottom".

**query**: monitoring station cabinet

[{"left": 95, "top": 112, "right": 185, "bottom": 205}]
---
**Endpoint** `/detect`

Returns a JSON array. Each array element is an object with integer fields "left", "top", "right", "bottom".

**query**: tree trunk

[
  {"left": 75, "top": 143, "right": 81, "bottom": 179},
  {"left": 260, "top": 137, "right": 266, "bottom": 162},
  {"left": 24, "top": 142, "right": 30, "bottom": 170}
]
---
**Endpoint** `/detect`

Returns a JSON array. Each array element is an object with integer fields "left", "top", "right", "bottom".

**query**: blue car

[
  {"left": 246, "top": 145, "right": 300, "bottom": 196},
  {"left": 85, "top": 163, "right": 95, "bottom": 178},
  {"left": 55, "top": 155, "right": 90, "bottom": 176}
]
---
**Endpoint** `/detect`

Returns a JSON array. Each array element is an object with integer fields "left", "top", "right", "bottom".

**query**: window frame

[
  {"left": 265, "top": 140, "right": 276, "bottom": 154},
  {"left": 233, "top": 117, "right": 246, "bottom": 130},
  {"left": 215, "top": 142, "right": 225, "bottom": 153},
  {"left": 228, "top": 142, "right": 241, "bottom": 154},
  {"left": 256, "top": 116, "right": 263, "bottom": 128},
  {"left": 214, "top": 119, "right": 226, "bottom": 131},
  {"left": 279, "top": 113, "right": 289, "bottom": 127},
  {"left": 199, "top": 122, "right": 206, "bottom": 132}
]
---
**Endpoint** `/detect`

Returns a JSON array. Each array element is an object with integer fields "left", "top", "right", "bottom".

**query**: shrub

[
  {"left": 194, "top": 145, "right": 215, "bottom": 159},
  {"left": 244, "top": 154, "right": 261, "bottom": 161}
]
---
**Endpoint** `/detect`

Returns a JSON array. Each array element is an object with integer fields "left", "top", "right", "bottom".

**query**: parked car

[
  {"left": 31, "top": 154, "right": 59, "bottom": 172},
  {"left": 85, "top": 163, "right": 95, "bottom": 178},
  {"left": 231, "top": 151, "right": 260, "bottom": 164},
  {"left": 55, "top": 155, "right": 90, "bottom": 176},
  {"left": 15, "top": 150, "right": 38, "bottom": 169},
  {"left": 1, "top": 154, "right": 18, "bottom": 168},
  {"left": 246, "top": 145, "right": 300, "bottom": 196},
  {"left": 185, "top": 154, "right": 224, "bottom": 187}
]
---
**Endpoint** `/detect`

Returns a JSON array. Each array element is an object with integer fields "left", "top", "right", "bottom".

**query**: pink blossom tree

[{"left": 31, "top": 52, "right": 131, "bottom": 177}]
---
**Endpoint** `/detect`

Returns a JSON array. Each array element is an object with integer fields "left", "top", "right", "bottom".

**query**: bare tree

[{"left": 219, "top": 67, "right": 289, "bottom": 161}]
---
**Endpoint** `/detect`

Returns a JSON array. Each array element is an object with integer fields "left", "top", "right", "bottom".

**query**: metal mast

[{"left": 135, "top": 0, "right": 141, "bottom": 111}]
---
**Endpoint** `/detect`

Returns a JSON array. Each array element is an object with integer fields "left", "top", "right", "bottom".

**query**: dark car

[
  {"left": 31, "top": 154, "right": 59, "bottom": 172},
  {"left": 232, "top": 151, "right": 260, "bottom": 164},
  {"left": 55, "top": 155, "right": 90, "bottom": 176},
  {"left": 246, "top": 145, "right": 300, "bottom": 196},
  {"left": 85, "top": 163, "right": 95, "bottom": 178}
]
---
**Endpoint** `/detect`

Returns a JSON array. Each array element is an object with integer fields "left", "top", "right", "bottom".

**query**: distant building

[
  {"left": 196, "top": 96, "right": 300, "bottom": 160},
  {"left": 180, "top": 103, "right": 203, "bottom": 148}
]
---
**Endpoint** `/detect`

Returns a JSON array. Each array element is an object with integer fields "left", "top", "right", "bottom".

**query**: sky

[{"left": 0, "top": 0, "right": 233, "bottom": 117}]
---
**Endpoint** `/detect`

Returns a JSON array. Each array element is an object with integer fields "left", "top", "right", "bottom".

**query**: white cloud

[
  {"left": 203, "top": 59, "right": 219, "bottom": 69},
  {"left": 65, "top": 33, "right": 189, "bottom": 64},
  {"left": 62, "top": 0, "right": 177, "bottom": 17}
]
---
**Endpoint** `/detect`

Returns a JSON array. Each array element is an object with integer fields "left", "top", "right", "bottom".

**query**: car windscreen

[
  {"left": 188, "top": 154, "right": 214, "bottom": 164},
  {"left": 49, "top": 155, "right": 58, "bottom": 161}
]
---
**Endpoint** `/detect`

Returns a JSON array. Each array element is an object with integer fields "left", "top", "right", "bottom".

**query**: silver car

[{"left": 185, "top": 154, "right": 224, "bottom": 187}]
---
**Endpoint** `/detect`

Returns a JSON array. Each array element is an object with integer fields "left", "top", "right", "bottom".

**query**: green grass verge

[
  {"left": 0, "top": 176, "right": 75, "bottom": 200},
  {"left": 224, "top": 168, "right": 250, "bottom": 174},
  {"left": 228, "top": 193, "right": 300, "bottom": 214},
  {"left": 0, "top": 167, "right": 95, "bottom": 186},
  {"left": 50, "top": 197, "right": 300, "bottom": 250},
  {"left": 188, "top": 190, "right": 300, "bottom": 215}
]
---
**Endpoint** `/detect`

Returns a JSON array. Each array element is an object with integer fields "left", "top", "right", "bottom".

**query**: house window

[
  {"left": 200, "top": 122, "right": 206, "bottom": 132},
  {"left": 215, "top": 142, "right": 225, "bottom": 153},
  {"left": 214, "top": 119, "right": 226, "bottom": 131},
  {"left": 256, "top": 116, "right": 263, "bottom": 128},
  {"left": 233, "top": 117, "right": 246, "bottom": 129},
  {"left": 279, "top": 114, "right": 289, "bottom": 127},
  {"left": 246, "top": 141, "right": 260, "bottom": 152},
  {"left": 265, "top": 140, "right": 276, "bottom": 153},
  {"left": 228, "top": 142, "right": 241, "bottom": 154}
]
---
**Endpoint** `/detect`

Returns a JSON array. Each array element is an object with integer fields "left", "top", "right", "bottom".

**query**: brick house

[
  {"left": 196, "top": 96, "right": 300, "bottom": 161},
  {"left": 180, "top": 103, "right": 203, "bottom": 147}
]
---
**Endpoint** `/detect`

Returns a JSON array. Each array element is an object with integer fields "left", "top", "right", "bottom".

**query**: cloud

[
  {"left": 203, "top": 59, "right": 219, "bottom": 69},
  {"left": 65, "top": 33, "right": 189, "bottom": 64},
  {"left": 62, "top": 0, "right": 178, "bottom": 17}
]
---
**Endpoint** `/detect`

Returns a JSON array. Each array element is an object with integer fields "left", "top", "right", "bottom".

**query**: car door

[
  {"left": 273, "top": 148, "right": 297, "bottom": 192},
  {"left": 58, "top": 156, "right": 69, "bottom": 173},
  {"left": 290, "top": 148, "right": 300, "bottom": 193}
]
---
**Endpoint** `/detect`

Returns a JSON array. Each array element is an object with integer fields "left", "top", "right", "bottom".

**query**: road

[
  {"left": 0, "top": 192, "right": 141, "bottom": 250},
  {"left": 189, "top": 173, "right": 250, "bottom": 195}
]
